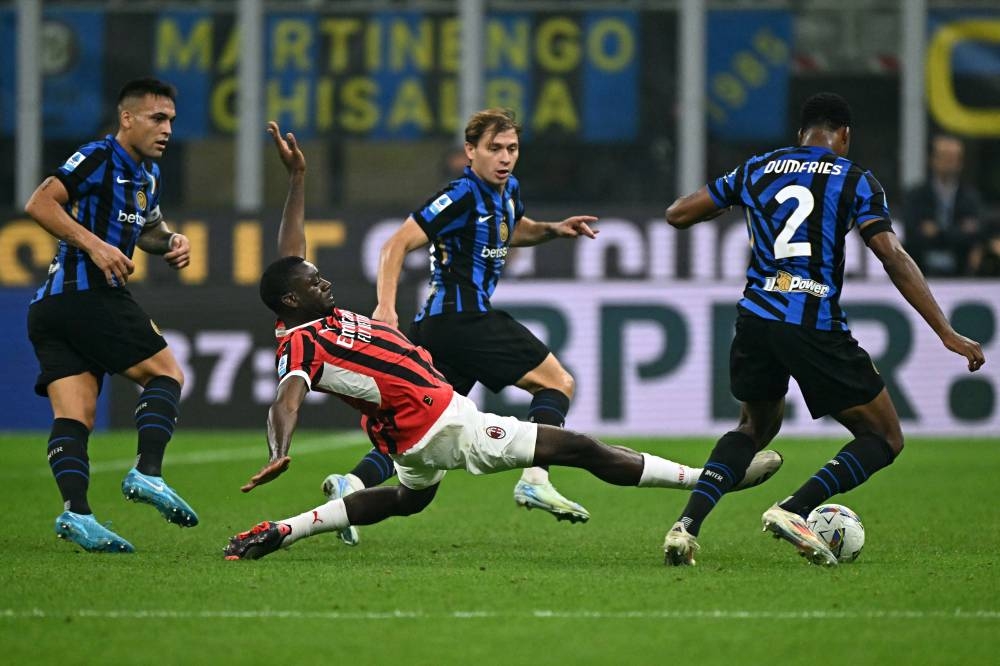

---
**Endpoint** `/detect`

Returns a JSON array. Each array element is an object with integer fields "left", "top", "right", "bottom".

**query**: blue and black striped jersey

[
  {"left": 708, "top": 145, "right": 891, "bottom": 331},
  {"left": 411, "top": 166, "right": 525, "bottom": 320},
  {"left": 32, "top": 135, "right": 163, "bottom": 303}
]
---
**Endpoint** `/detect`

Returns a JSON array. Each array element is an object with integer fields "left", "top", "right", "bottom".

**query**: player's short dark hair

[
  {"left": 465, "top": 108, "right": 521, "bottom": 147},
  {"left": 117, "top": 78, "right": 177, "bottom": 106},
  {"left": 800, "top": 92, "right": 852, "bottom": 132},
  {"left": 260, "top": 256, "right": 306, "bottom": 314}
]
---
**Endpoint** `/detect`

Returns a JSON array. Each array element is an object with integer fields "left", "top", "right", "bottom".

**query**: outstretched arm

[
  {"left": 241, "top": 375, "right": 309, "bottom": 492},
  {"left": 866, "top": 225, "right": 985, "bottom": 372},
  {"left": 510, "top": 215, "right": 599, "bottom": 247},
  {"left": 372, "top": 216, "right": 429, "bottom": 329},
  {"left": 267, "top": 120, "right": 307, "bottom": 259},
  {"left": 665, "top": 186, "right": 729, "bottom": 229}
]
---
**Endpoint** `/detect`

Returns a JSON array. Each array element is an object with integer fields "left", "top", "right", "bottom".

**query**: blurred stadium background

[{"left": 1, "top": 0, "right": 997, "bottom": 438}]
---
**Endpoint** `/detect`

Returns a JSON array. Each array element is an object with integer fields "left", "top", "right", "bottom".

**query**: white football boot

[
  {"left": 321, "top": 474, "right": 361, "bottom": 546},
  {"left": 762, "top": 503, "right": 838, "bottom": 566}
]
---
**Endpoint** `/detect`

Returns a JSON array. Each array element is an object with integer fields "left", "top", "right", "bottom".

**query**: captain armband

[
  {"left": 859, "top": 218, "right": 894, "bottom": 245},
  {"left": 142, "top": 205, "right": 163, "bottom": 230}
]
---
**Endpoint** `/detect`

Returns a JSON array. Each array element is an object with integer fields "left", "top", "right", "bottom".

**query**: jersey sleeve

[
  {"left": 275, "top": 332, "right": 323, "bottom": 389},
  {"left": 510, "top": 176, "right": 525, "bottom": 221},
  {"left": 52, "top": 145, "right": 107, "bottom": 204},
  {"left": 411, "top": 180, "right": 474, "bottom": 240},
  {"left": 707, "top": 162, "right": 746, "bottom": 208},
  {"left": 143, "top": 164, "right": 164, "bottom": 230},
  {"left": 854, "top": 171, "right": 891, "bottom": 225}
]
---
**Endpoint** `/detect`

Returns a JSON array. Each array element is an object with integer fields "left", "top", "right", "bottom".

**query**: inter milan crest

[
  {"left": 499, "top": 222, "right": 509, "bottom": 242},
  {"left": 135, "top": 189, "right": 147, "bottom": 211}
]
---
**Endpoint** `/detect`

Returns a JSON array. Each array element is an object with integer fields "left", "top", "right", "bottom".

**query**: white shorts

[{"left": 393, "top": 393, "right": 538, "bottom": 490}]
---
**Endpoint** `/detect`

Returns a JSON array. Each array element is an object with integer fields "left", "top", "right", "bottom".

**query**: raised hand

[{"left": 266, "top": 120, "right": 305, "bottom": 175}]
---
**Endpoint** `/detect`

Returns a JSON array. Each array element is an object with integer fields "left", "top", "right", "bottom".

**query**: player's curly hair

[
  {"left": 259, "top": 256, "right": 306, "bottom": 314},
  {"left": 464, "top": 108, "right": 521, "bottom": 147},
  {"left": 800, "top": 92, "right": 852, "bottom": 132}
]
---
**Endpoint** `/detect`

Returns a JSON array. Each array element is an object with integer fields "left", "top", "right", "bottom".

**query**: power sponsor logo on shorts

[
  {"left": 763, "top": 270, "right": 831, "bottom": 297},
  {"left": 485, "top": 425, "right": 506, "bottom": 439}
]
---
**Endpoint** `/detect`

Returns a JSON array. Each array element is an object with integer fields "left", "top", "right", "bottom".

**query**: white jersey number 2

[{"left": 773, "top": 185, "right": 814, "bottom": 259}]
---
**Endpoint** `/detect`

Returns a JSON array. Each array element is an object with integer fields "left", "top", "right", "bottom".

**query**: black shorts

[
  {"left": 730, "top": 314, "right": 884, "bottom": 419},
  {"left": 408, "top": 309, "right": 550, "bottom": 395},
  {"left": 27, "top": 288, "right": 168, "bottom": 396}
]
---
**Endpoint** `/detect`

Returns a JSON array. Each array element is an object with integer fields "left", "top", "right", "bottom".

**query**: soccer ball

[{"left": 806, "top": 504, "right": 865, "bottom": 563}]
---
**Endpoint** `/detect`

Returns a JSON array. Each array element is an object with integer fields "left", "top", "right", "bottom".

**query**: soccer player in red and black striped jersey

[
  {"left": 223, "top": 123, "right": 784, "bottom": 561},
  {"left": 661, "top": 92, "right": 985, "bottom": 567},
  {"left": 25, "top": 78, "right": 198, "bottom": 553}
]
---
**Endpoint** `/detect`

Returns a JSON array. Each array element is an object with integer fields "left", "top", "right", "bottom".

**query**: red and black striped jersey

[{"left": 274, "top": 308, "right": 453, "bottom": 454}]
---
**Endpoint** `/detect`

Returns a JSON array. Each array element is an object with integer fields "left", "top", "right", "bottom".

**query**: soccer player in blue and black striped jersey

[
  {"left": 316, "top": 109, "right": 601, "bottom": 540},
  {"left": 661, "top": 92, "right": 985, "bottom": 567},
  {"left": 25, "top": 78, "right": 199, "bottom": 553}
]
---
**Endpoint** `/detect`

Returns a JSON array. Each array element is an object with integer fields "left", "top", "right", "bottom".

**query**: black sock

[
  {"left": 134, "top": 376, "right": 181, "bottom": 476},
  {"left": 527, "top": 389, "right": 571, "bottom": 471},
  {"left": 349, "top": 448, "right": 396, "bottom": 488},
  {"left": 780, "top": 434, "right": 896, "bottom": 517},
  {"left": 47, "top": 418, "right": 92, "bottom": 515},
  {"left": 527, "top": 389, "right": 571, "bottom": 428},
  {"left": 678, "top": 431, "right": 758, "bottom": 536}
]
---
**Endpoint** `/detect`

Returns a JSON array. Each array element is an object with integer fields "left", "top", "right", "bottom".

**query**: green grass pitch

[{"left": 1, "top": 431, "right": 997, "bottom": 665}]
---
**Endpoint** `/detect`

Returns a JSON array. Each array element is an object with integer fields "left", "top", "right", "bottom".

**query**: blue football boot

[
  {"left": 55, "top": 511, "right": 135, "bottom": 553},
  {"left": 122, "top": 468, "right": 199, "bottom": 527}
]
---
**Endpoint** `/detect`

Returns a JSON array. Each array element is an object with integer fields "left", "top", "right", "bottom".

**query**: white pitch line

[
  {"left": 29, "top": 432, "right": 372, "bottom": 476},
  {"left": 1, "top": 609, "right": 998, "bottom": 621},
  {"left": 91, "top": 434, "right": 370, "bottom": 472}
]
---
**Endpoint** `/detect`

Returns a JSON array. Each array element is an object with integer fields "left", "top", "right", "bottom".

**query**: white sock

[
  {"left": 638, "top": 453, "right": 700, "bottom": 489},
  {"left": 282, "top": 499, "right": 350, "bottom": 546},
  {"left": 520, "top": 466, "right": 550, "bottom": 484}
]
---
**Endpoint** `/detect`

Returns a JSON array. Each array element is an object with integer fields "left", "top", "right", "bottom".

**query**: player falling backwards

[
  {"left": 222, "top": 123, "right": 783, "bottom": 561},
  {"left": 661, "top": 92, "right": 985, "bottom": 567}
]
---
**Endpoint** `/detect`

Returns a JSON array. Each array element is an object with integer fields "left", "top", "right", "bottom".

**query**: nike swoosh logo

[
  {"left": 137, "top": 476, "right": 165, "bottom": 492},
  {"left": 477, "top": 215, "right": 492, "bottom": 223},
  {"left": 116, "top": 177, "right": 131, "bottom": 184}
]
